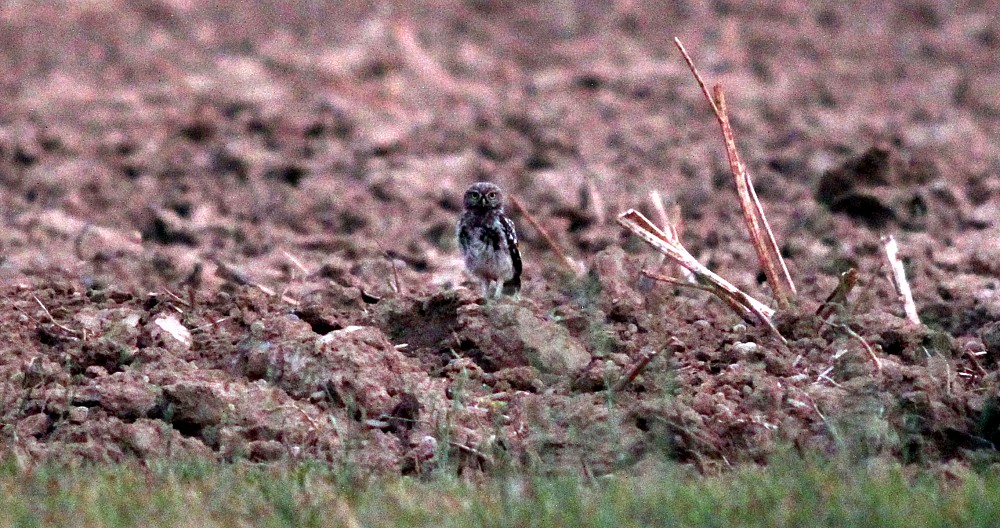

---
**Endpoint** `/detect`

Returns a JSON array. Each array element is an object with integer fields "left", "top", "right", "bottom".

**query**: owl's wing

[{"left": 501, "top": 215, "right": 522, "bottom": 294}]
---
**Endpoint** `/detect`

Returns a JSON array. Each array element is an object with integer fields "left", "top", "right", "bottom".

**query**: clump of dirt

[{"left": 2, "top": 1, "right": 1000, "bottom": 476}]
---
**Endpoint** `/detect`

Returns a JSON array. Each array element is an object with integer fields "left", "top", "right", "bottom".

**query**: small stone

[
  {"left": 142, "top": 313, "right": 194, "bottom": 356},
  {"left": 414, "top": 435, "right": 438, "bottom": 461},
  {"left": 248, "top": 440, "right": 286, "bottom": 462},
  {"left": 85, "top": 365, "right": 108, "bottom": 378},
  {"left": 126, "top": 421, "right": 162, "bottom": 455},
  {"left": 68, "top": 406, "right": 89, "bottom": 423},
  {"left": 162, "top": 380, "right": 229, "bottom": 427},
  {"left": 733, "top": 342, "right": 759, "bottom": 355},
  {"left": 16, "top": 413, "right": 51, "bottom": 438}
]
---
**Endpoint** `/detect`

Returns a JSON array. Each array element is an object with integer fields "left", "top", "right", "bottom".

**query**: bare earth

[{"left": 1, "top": 0, "right": 999, "bottom": 475}]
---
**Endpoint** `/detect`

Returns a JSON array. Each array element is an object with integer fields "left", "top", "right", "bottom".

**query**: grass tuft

[{"left": 1, "top": 455, "right": 999, "bottom": 527}]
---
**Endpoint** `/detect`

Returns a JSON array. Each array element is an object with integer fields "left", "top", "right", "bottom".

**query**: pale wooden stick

[
  {"left": 882, "top": 234, "right": 921, "bottom": 326},
  {"left": 585, "top": 178, "right": 607, "bottom": 225},
  {"left": 618, "top": 210, "right": 785, "bottom": 342},
  {"left": 649, "top": 190, "right": 676, "bottom": 242},
  {"left": 715, "top": 88, "right": 796, "bottom": 306},
  {"left": 673, "top": 38, "right": 797, "bottom": 308},
  {"left": 648, "top": 190, "right": 696, "bottom": 284}
]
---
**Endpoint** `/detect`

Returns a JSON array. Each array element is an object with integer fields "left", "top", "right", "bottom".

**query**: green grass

[{"left": 1, "top": 455, "right": 998, "bottom": 527}]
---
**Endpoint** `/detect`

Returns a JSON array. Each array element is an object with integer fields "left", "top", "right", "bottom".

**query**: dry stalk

[
  {"left": 161, "top": 288, "right": 191, "bottom": 308},
  {"left": 648, "top": 190, "right": 679, "bottom": 246},
  {"left": 650, "top": 190, "right": 695, "bottom": 283},
  {"left": 214, "top": 259, "right": 299, "bottom": 305},
  {"left": 584, "top": 176, "right": 607, "bottom": 225},
  {"left": 32, "top": 295, "right": 81, "bottom": 338},
  {"left": 964, "top": 349, "right": 989, "bottom": 377},
  {"left": 618, "top": 209, "right": 785, "bottom": 342},
  {"left": 385, "top": 252, "right": 404, "bottom": 294},
  {"left": 674, "top": 37, "right": 797, "bottom": 308},
  {"left": 821, "top": 319, "right": 883, "bottom": 371},
  {"left": 191, "top": 316, "right": 232, "bottom": 333},
  {"left": 816, "top": 268, "right": 859, "bottom": 319},
  {"left": 448, "top": 441, "right": 495, "bottom": 466},
  {"left": 612, "top": 347, "right": 660, "bottom": 392},
  {"left": 881, "top": 234, "right": 921, "bottom": 326},
  {"left": 510, "top": 195, "right": 583, "bottom": 276},
  {"left": 842, "top": 325, "right": 883, "bottom": 371},
  {"left": 281, "top": 249, "right": 310, "bottom": 277}
]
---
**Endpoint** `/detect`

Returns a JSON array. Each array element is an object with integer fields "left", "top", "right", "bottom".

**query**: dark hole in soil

[
  {"left": 575, "top": 73, "right": 602, "bottom": 90},
  {"left": 170, "top": 418, "right": 204, "bottom": 440},
  {"left": 213, "top": 151, "right": 248, "bottom": 181},
  {"left": 14, "top": 147, "right": 37, "bottom": 166},
  {"left": 386, "top": 393, "right": 420, "bottom": 436},
  {"left": 265, "top": 165, "right": 306, "bottom": 187},
  {"left": 828, "top": 194, "right": 897, "bottom": 229},
  {"left": 380, "top": 293, "right": 462, "bottom": 352},
  {"left": 907, "top": 194, "right": 928, "bottom": 219},
  {"left": 171, "top": 201, "right": 193, "bottom": 218},
  {"left": 180, "top": 122, "right": 214, "bottom": 143},
  {"left": 145, "top": 217, "right": 198, "bottom": 246},
  {"left": 525, "top": 151, "right": 553, "bottom": 171},
  {"left": 880, "top": 329, "right": 908, "bottom": 356},
  {"left": 294, "top": 309, "right": 343, "bottom": 335},
  {"left": 635, "top": 416, "right": 650, "bottom": 432}
]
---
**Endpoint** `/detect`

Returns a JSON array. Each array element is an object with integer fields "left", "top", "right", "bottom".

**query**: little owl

[{"left": 456, "top": 182, "right": 522, "bottom": 298}]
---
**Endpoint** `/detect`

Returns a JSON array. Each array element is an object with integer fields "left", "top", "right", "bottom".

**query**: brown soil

[{"left": 1, "top": 0, "right": 999, "bottom": 475}]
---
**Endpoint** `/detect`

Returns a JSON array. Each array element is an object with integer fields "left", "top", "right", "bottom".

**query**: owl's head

[{"left": 463, "top": 182, "right": 504, "bottom": 210}]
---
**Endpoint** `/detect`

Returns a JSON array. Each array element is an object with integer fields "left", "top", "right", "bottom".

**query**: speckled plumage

[{"left": 457, "top": 182, "right": 521, "bottom": 298}]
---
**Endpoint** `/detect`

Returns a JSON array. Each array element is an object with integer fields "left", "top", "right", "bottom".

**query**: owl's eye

[{"left": 487, "top": 192, "right": 497, "bottom": 200}]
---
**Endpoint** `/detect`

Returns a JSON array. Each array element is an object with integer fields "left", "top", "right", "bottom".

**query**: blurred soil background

[{"left": 1, "top": 0, "right": 1000, "bottom": 475}]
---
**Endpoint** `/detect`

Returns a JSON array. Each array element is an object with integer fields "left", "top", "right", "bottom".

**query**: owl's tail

[{"left": 502, "top": 275, "right": 521, "bottom": 296}]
